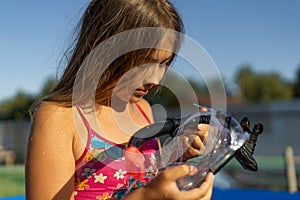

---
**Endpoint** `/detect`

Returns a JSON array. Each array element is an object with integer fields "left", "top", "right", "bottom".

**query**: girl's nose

[{"left": 144, "top": 64, "right": 166, "bottom": 85}]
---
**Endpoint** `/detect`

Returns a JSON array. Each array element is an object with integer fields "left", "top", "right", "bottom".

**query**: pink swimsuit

[{"left": 74, "top": 104, "right": 159, "bottom": 200}]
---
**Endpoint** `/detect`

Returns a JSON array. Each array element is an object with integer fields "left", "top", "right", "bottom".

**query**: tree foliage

[
  {"left": 293, "top": 65, "right": 300, "bottom": 97},
  {"left": 0, "top": 76, "right": 56, "bottom": 120},
  {"left": 1, "top": 64, "right": 300, "bottom": 120},
  {"left": 235, "top": 65, "right": 293, "bottom": 102},
  {"left": 0, "top": 91, "right": 36, "bottom": 120},
  {"left": 40, "top": 76, "right": 57, "bottom": 97}
]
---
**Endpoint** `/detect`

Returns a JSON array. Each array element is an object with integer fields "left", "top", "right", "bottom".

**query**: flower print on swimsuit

[
  {"left": 84, "top": 151, "right": 95, "bottom": 162},
  {"left": 81, "top": 167, "right": 97, "bottom": 178},
  {"left": 113, "top": 169, "right": 127, "bottom": 180},
  {"left": 94, "top": 173, "right": 108, "bottom": 184},
  {"left": 149, "top": 152, "right": 157, "bottom": 166},
  {"left": 145, "top": 165, "right": 158, "bottom": 177},
  {"left": 75, "top": 178, "right": 90, "bottom": 191},
  {"left": 93, "top": 149, "right": 107, "bottom": 162},
  {"left": 90, "top": 135, "right": 124, "bottom": 160},
  {"left": 105, "top": 143, "right": 124, "bottom": 160},
  {"left": 96, "top": 192, "right": 113, "bottom": 200},
  {"left": 91, "top": 135, "right": 107, "bottom": 149},
  {"left": 111, "top": 176, "right": 146, "bottom": 200}
]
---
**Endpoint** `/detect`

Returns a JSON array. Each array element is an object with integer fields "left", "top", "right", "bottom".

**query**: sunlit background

[{"left": 1, "top": 0, "right": 300, "bottom": 199}]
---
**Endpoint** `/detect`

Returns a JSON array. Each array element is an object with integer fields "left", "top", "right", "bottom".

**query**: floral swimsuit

[{"left": 74, "top": 104, "right": 159, "bottom": 200}]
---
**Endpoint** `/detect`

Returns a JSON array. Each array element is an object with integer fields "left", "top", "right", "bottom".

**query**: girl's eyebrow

[
  {"left": 149, "top": 55, "right": 172, "bottom": 63},
  {"left": 161, "top": 56, "right": 173, "bottom": 64}
]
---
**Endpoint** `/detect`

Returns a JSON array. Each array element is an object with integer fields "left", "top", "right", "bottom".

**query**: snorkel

[{"left": 127, "top": 106, "right": 263, "bottom": 190}]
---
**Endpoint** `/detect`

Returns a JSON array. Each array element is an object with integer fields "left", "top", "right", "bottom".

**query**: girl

[{"left": 25, "top": 0, "right": 214, "bottom": 199}]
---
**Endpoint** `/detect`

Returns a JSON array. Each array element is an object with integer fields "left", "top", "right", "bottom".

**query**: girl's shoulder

[
  {"left": 33, "top": 101, "right": 72, "bottom": 123},
  {"left": 31, "top": 101, "right": 76, "bottom": 138},
  {"left": 26, "top": 102, "right": 78, "bottom": 198}
]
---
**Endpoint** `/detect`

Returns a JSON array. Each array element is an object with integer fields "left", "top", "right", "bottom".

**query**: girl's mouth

[
  {"left": 134, "top": 84, "right": 154, "bottom": 96},
  {"left": 134, "top": 89, "right": 149, "bottom": 96}
]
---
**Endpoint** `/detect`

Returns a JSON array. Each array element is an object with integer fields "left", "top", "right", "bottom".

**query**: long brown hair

[{"left": 44, "top": 0, "right": 184, "bottom": 107}]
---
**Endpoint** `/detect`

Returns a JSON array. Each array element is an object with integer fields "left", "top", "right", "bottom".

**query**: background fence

[
  {"left": 0, "top": 99, "right": 300, "bottom": 197},
  {"left": 0, "top": 121, "right": 30, "bottom": 164}
]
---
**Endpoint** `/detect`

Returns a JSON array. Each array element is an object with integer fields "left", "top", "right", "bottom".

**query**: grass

[
  {"left": 0, "top": 165, "right": 25, "bottom": 197},
  {"left": 0, "top": 156, "right": 290, "bottom": 197}
]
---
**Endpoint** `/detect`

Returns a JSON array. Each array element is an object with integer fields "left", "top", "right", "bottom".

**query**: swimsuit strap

[
  {"left": 74, "top": 104, "right": 93, "bottom": 165},
  {"left": 134, "top": 103, "right": 152, "bottom": 124},
  {"left": 75, "top": 104, "right": 93, "bottom": 131},
  {"left": 76, "top": 104, "right": 151, "bottom": 127}
]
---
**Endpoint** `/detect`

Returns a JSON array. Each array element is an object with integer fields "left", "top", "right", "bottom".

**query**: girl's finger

[
  {"left": 191, "top": 135, "right": 205, "bottom": 150},
  {"left": 197, "top": 124, "right": 209, "bottom": 141},
  {"left": 162, "top": 164, "right": 198, "bottom": 181},
  {"left": 179, "top": 172, "right": 214, "bottom": 200},
  {"left": 199, "top": 107, "right": 208, "bottom": 112}
]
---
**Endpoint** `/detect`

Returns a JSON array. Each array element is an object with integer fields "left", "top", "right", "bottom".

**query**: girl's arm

[
  {"left": 25, "top": 103, "right": 76, "bottom": 200},
  {"left": 123, "top": 165, "right": 214, "bottom": 200},
  {"left": 128, "top": 100, "right": 214, "bottom": 199}
]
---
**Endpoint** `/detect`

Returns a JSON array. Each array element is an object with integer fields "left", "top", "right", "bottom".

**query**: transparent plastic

[{"left": 160, "top": 110, "right": 249, "bottom": 190}]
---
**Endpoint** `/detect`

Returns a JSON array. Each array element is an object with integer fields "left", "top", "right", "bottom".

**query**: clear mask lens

[{"left": 160, "top": 111, "right": 249, "bottom": 190}]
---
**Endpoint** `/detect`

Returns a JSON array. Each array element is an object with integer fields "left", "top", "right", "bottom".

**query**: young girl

[{"left": 25, "top": 0, "right": 214, "bottom": 199}]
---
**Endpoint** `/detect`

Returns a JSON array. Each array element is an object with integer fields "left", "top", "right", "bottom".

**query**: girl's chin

[{"left": 129, "top": 94, "right": 144, "bottom": 103}]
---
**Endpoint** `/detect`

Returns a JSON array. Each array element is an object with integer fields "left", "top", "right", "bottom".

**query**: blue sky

[{"left": 1, "top": 0, "right": 300, "bottom": 101}]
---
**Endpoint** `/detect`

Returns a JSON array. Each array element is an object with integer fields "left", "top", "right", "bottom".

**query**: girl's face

[
  {"left": 130, "top": 49, "right": 173, "bottom": 103},
  {"left": 112, "top": 49, "right": 173, "bottom": 104}
]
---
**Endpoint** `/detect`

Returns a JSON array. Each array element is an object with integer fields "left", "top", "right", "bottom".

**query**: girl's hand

[
  {"left": 181, "top": 107, "right": 210, "bottom": 161},
  {"left": 132, "top": 165, "right": 214, "bottom": 200},
  {"left": 181, "top": 123, "right": 210, "bottom": 161}
]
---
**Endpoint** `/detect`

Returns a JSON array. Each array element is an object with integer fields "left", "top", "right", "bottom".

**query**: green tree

[
  {"left": 39, "top": 76, "right": 57, "bottom": 97},
  {"left": 0, "top": 90, "right": 36, "bottom": 120},
  {"left": 0, "top": 75, "right": 57, "bottom": 120},
  {"left": 235, "top": 65, "right": 293, "bottom": 102},
  {"left": 235, "top": 66, "right": 256, "bottom": 101},
  {"left": 293, "top": 65, "right": 300, "bottom": 97}
]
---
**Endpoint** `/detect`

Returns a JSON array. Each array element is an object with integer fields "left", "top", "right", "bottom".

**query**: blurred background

[{"left": 1, "top": 0, "right": 300, "bottom": 199}]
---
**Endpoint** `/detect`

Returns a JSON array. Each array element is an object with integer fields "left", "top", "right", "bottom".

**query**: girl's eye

[{"left": 159, "top": 63, "right": 168, "bottom": 68}]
